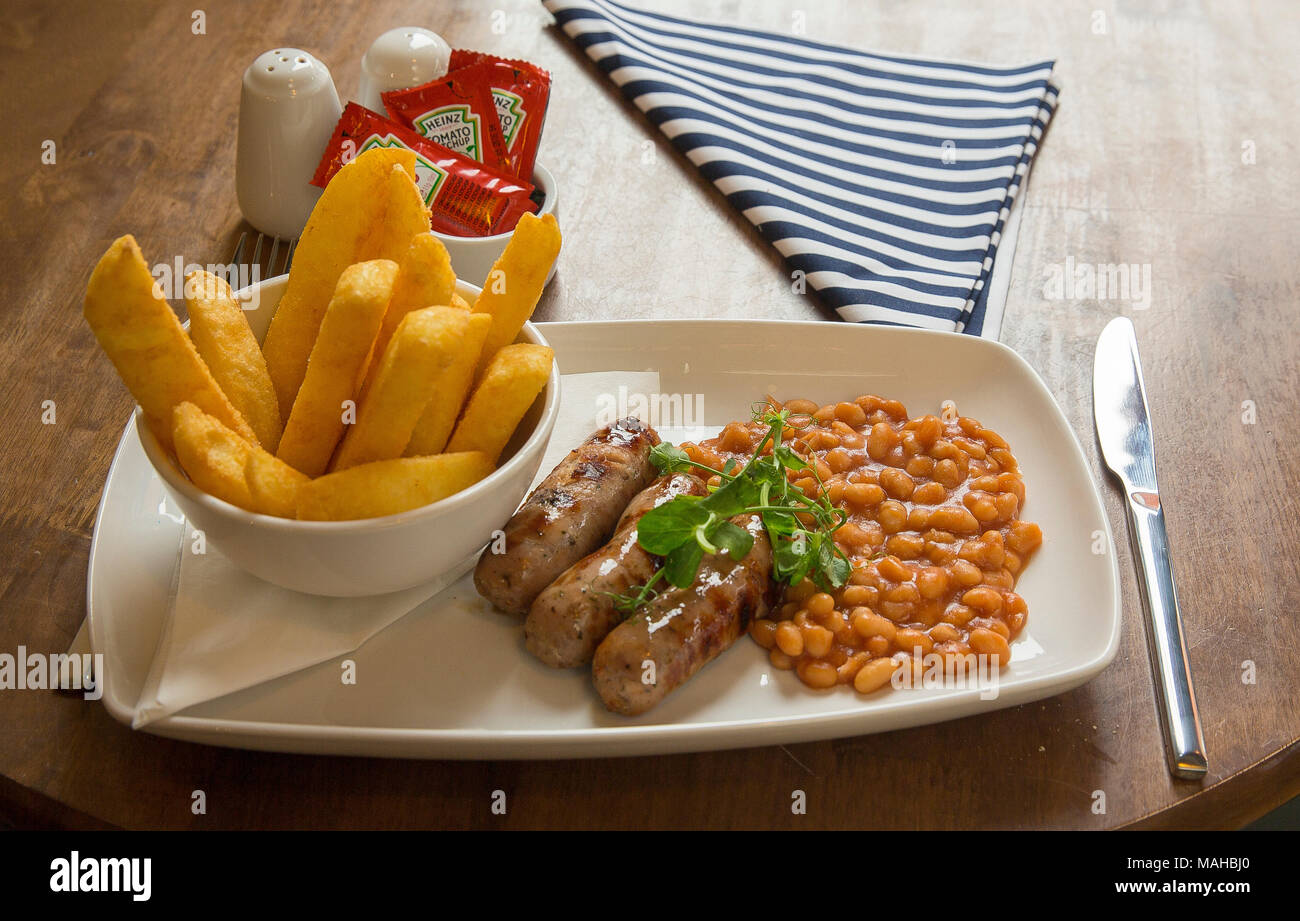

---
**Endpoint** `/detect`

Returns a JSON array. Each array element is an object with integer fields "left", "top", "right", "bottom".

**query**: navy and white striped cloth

[{"left": 543, "top": 0, "right": 1058, "bottom": 337}]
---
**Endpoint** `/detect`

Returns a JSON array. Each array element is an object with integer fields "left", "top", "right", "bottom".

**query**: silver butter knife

[{"left": 1094, "top": 316, "right": 1208, "bottom": 779}]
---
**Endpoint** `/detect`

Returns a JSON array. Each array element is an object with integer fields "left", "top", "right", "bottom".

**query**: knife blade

[{"left": 1093, "top": 316, "right": 1208, "bottom": 779}]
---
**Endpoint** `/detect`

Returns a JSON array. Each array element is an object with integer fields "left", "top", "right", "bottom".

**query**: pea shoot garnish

[{"left": 609, "top": 404, "right": 851, "bottom": 617}]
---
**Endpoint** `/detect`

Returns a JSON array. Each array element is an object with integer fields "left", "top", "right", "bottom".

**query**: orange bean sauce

[{"left": 682, "top": 395, "right": 1042, "bottom": 695}]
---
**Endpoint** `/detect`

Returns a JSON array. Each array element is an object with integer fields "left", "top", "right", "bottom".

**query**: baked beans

[{"left": 686, "top": 395, "right": 1042, "bottom": 696}]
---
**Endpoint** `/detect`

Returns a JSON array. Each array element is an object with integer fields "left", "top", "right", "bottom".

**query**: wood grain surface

[{"left": 1, "top": 0, "right": 1297, "bottom": 830}]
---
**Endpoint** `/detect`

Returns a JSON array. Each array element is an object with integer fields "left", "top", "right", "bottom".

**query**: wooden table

[{"left": 2, "top": 0, "right": 1296, "bottom": 830}]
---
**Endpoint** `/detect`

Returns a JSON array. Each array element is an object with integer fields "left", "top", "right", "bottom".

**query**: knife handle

[{"left": 1124, "top": 489, "right": 1209, "bottom": 779}]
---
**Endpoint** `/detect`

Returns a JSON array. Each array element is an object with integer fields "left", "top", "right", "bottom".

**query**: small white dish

[
  {"left": 134, "top": 274, "right": 560, "bottom": 597},
  {"left": 88, "top": 319, "right": 1120, "bottom": 758},
  {"left": 435, "top": 162, "right": 559, "bottom": 290}
]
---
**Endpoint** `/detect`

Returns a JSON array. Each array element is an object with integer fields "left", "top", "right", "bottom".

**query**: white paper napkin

[{"left": 130, "top": 369, "right": 662, "bottom": 727}]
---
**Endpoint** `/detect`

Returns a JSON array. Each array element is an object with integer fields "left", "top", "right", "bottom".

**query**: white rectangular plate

[{"left": 87, "top": 320, "right": 1120, "bottom": 758}]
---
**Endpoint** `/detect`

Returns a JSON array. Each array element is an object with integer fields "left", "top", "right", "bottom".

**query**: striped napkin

[{"left": 542, "top": 0, "right": 1058, "bottom": 337}]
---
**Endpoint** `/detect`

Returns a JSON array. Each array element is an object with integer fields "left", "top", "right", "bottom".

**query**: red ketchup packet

[
  {"left": 448, "top": 50, "right": 551, "bottom": 182},
  {"left": 380, "top": 63, "right": 511, "bottom": 173},
  {"left": 312, "top": 102, "right": 538, "bottom": 237}
]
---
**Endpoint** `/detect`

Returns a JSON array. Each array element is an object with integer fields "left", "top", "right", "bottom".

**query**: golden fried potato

[
  {"left": 405, "top": 312, "right": 491, "bottom": 456},
  {"left": 449, "top": 292, "right": 471, "bottom": 311},
  {"left": 446, "top": 343, "right": 553, "bottom": 464},
  {"left": 276, "top": 260, "right": 396, "bottom": 477},
  {"left": 83, "top": 235, "right": 258, "bottom": 451},
  {"left": 361, "top": 146, "right": 420, "bottom": 181},
  {"left": 262, "top": 148, "right": 430, "bottom": 413},
  {"left": 332, "top": 307, "right": 469, "bottom": 471},
  {"left": 297, "top": 452, "right": 493, "bottom": 521},
  {"left": 376, "top": 161, "right": 437, "bottom": 271},
  {"left": 361, "top": 232, "right": 456, "bottom": 395},
  {"left": 472, "top": 212, "right": 561, "bottom": 376},
  {"left": 184, "top": 270, "right": 283, "bottom": 452},
  {"left": 172, "top": 402, "right": 306, "bottom": 518}
]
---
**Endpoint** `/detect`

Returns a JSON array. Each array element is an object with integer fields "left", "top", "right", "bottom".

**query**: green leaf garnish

[
  {"left": 663, "top": 541, "right": 705, "bottom": 588},
  {"left": 618, "top": 407, "right": 853, "bottom": 616},
  {"left": 603, "top": 568, "right": 667, "bottom": 619},
  {"left": 635, "top": 497, "right": 708, "bottom": 555},
  {"left": 649, "top": 442, "right": 695, "bottom": 475},
  {"left": 711, "top": 520, "right": 755, "bottom": 560}
]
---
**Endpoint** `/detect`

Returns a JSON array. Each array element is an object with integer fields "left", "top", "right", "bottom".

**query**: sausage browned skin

[
  {"left": 524, "top": 472, "right": 707, "bottom": 668},
  {"left": 473, "top": 417, "right": 659, "bottom": 615},
  {"left": 592, "top": 513, "right": 777, "bottom": 716}
]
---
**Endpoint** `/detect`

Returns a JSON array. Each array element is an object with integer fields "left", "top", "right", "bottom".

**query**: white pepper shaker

[
  {"left": 236, "top": 48, "right": 342, "bottom": 240},
  {"left": 357, "top": 27, "right": 452, "bottom": 115}
]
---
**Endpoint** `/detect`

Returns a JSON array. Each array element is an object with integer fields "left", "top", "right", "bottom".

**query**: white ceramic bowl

[
  {"left": 136, "top": 274, "right": 560, "bottom": 597},
  {"left": 434, "top": 162, "right": 559, "bottom": 289}
]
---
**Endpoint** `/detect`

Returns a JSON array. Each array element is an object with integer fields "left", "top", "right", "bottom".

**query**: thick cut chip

[
  {"left": 172, "top": 402, "right": 306, "bottom": 518},
  {"left": 373, "top": 160, "right": 437, "bottom": 267},
  {"left": 262, "top": 148, "right": 430, "bottom": 412},
  {"left": 333, "top": 307, "right": 469, "bottom": 471},
  {"left": 471, "top": 212, "right": 561, "bottom": 377},
  {"left": 297, "top": 452, "right": 493, "bottom": 521},
  {"left": 83, "top": 235, "right": 258, "bottom": 451},
  {"left": 449, "top": 292, "right": 471, "bottom": 311},
  {"left": 276, "top": 260, "right": 396, "bottom": 477},
  {"left": 184, "top": 270, "right": 283, "bottom": 451},
  {"left": 361, "top": 232, "right": 456, "bottom": 395},
  {"left": 446, "top": 343, "right": 553, "bottom": 464},
  {"left": 405, "top": 312, "right": 491, "bottom": 456}
]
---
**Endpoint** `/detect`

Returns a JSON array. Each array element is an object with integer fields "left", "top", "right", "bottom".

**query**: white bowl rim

[
  {"left": 430, "top": 161, "right": 556, "bottom": 243},
  {"left": 137, "top": 274, "right": 560, "bottom": 535}
]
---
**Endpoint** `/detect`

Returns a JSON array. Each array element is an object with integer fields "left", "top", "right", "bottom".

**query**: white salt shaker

[
  {"left": 358, "top": 27, "right": 452, "bottom": 114},
  {"left": 236, "top": 48, "right": 342, "bottom": 240}
]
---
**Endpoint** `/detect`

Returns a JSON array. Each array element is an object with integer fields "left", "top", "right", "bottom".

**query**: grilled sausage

[
  {"left": 592, "top": 513, "right": 777, "bottom": 716},
  {"left": 473, "top": 417, "right": 659, "bottom": 615},
  {"left": 525, "top": 472, "right": 708, "bottom": 668}
]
